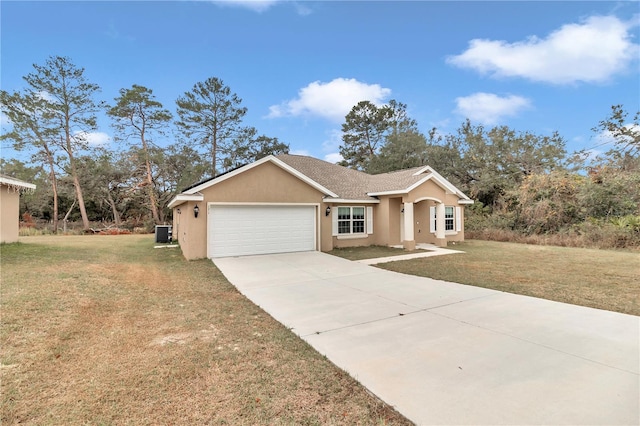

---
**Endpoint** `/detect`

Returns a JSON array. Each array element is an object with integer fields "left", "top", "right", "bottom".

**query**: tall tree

[
  {"left": 339, "top": 100, "right": 392, "bottom": 171},
  {"left": 370, "top": 130, "right": 428, "bottom": 173},
  {"left": 108, "top": 84, "right": 172, "bottom": 224},
  {"left": 592, "top": 105, "right": 639, "bottom": 171},
  {"left": 386, "top": 99, "right": 418, "bottom": 135},
  {"left": 448, "top": 120, "right": 567, "bottom": 208},
  {"left": 175, "top": 77, "right": 247, "bottom": 176},
  {"left": 340, "top": 100, "right": 419, "bottom": 172},
  {"left": 22, "top": 56, "right": 103, "bottom": 230},
  {"left": 159, "top": 143, "right": 208, "bottom": 194},
  {"left": 74, "top": 150, "right": 133, "bottom": 226},
  {"left": 1, "top": 89, "right": 61, "bottom": 231},
  {"left": 222, "top": 127, "right": 289, "bottom": 170}
]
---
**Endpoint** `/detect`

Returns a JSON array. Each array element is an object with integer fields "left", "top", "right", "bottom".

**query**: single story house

[
  {"left": 0, "top": 175, "right": 36, "bottom": 244},
  {"left": 168, "top": 154, "right": 473, "bottom": 260}
]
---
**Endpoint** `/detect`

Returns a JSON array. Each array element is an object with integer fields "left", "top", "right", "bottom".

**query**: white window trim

[
  {"left": 332, "top": 206, "right": 373, "bottom": 237},
  {"left": 445, "top": 206, "right": 455, "bottom": 232},
  {"left": 430, "top": 205, "right": 461, "bottom": 235}
]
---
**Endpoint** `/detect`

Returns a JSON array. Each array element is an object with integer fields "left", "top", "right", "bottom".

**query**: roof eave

[
  {"left": 0, "top": 177, "right": 36, "bottom": 190},
  {"left": 324, "top": 198, "right": 381, "bottom": 204},
  {"left": 168, "top": 193, "right": 204, "bottom": 209},
  {"left": 366, "top": 190, "right": 407, "bottom": 197}
]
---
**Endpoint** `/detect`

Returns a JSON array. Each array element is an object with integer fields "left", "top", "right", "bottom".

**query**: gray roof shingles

[{"left": 276, "top": 154, "right": 431, "bottom": 201}]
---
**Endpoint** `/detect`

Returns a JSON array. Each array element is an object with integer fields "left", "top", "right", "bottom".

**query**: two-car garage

[{"left": 208, "top": 204, "right": 317, "bottom": 258}]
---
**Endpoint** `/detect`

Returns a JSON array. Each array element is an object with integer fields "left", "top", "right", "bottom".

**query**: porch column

[
  {"left": 403, "top": 202, "right": 416, "bottom": 250},
  {"left": 435, "top": 202, "right": 446, "bottom": 247}
]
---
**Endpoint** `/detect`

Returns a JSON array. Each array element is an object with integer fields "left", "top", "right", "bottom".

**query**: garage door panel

[{"left": 209, "top": 205, "right": 316, "bottom": 258}]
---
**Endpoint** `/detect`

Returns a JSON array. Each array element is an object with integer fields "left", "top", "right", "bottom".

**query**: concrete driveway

[{"left": 213, "top": 251, "right": 639, "bottom": 425}]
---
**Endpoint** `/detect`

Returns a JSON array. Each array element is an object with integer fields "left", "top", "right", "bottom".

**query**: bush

[{"left": 468, "top": 220, "right": 640, "bottom": 250}]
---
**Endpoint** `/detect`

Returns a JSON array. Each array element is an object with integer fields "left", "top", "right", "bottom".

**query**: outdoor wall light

[
  {"left": 176, "top": 208, "right": 181, "bottom": 214},
  {"left": 325, "top": 206, "right": 331, "bottom": 216},
  {"left": 194, "top": 204, "right": 200, "bottom": 218}
]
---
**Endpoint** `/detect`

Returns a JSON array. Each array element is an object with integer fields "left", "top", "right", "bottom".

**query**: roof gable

[
  {"left": 168, "top": 154, "right": 472, "bottom": 207},
  {"left": 181, "top": 156, "right": 338, "bottom": 198}
]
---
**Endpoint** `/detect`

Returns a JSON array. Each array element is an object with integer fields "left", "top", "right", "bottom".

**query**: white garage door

[{"left": 208, "top": 205, "right": 316, "bottom": 258}]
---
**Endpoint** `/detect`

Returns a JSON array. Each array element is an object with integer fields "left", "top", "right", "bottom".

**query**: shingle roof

[
  {"left": 175, "top": 154, "right": 471, "bottom": 204},
  {"left": 276, "top": 155, "right": 375, "bottom": 200},
  {"left": 275, "top": 154, "right": 467, "bottom": 201}
]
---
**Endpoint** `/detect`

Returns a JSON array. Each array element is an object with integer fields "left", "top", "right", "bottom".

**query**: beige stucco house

[
  {"left": 0, "top": 175, "right": 36, "bottom": 244},
  {"left": 168, "top": 154, "right": 473, "bottom": 260}
]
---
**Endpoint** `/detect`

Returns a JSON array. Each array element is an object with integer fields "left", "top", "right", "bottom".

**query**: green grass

[
  {"left": 375, "top": 240, "right": 640, "bottom": 316},
  {"left": 329, "top": 245, "right": 426, "bottom": 261},
  {"left": 1, "top": 235, "right": 411, "bottom": 425}
]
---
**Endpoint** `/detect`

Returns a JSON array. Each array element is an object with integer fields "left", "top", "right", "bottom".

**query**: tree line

[
  {"left": 2, "top": 55, "right": 639, "bottom": 248},
  {"left": 338, "top": 101, "right": 640, "bottom": 248},
  {"left": 1, "top": 56, "right": 288, "bottom": 232}
]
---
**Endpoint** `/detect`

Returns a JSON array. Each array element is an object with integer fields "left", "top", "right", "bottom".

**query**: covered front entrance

[{"left": 401, "top": 198, "right": 448, "bottom": 249}]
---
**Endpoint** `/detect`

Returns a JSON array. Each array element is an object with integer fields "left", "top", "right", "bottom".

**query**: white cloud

[
  {"left": 324, "top": 153, "right": 343, "bottom": 164},
  {"left": 289, "top": 149, "right": 310, "bottom": 156},
  {"left": 321, "top": 128, "right": 342, "bottom": 153},
  {"left": 447, "top": 15, "right": 639, "bottom": 84},
  {"left": 267, "top": 78, "right": 392, "bottom": 122},
  {"left": 454, "top": 92, "right": 531, "bottom": 125},
  {"left": 73, "top": 131, "right": 111, "bottom": 146},
  {"left": 212, "top": 0, "right": 279, "bottom": 13},
  {"left": 293, "top": 2, "right": 313, "bottom": 16}
]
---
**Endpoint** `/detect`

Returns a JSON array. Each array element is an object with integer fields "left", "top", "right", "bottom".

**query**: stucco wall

[
  {"left": 0, "top": 185, "right": 20, "bottom": 244},
  {"left": 407, "top": 180, "right": 467, "bottom": 244},
  {"left": 175, "top": 162, "right": 328, "bottom": 260}
]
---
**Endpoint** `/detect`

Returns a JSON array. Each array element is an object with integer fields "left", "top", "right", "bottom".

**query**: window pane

[
  {"left": 338, "top": 220, "right": 351, "bottom": 234},
  {"left": 353, "top": 220, "right": 365, "bottom": 233},
  {"left": 338, "top": 207, "right": 351, "bottom": 220},
  {"left": 445, "top": 206, "right": 454, "bottom": 218},
  {"left": 445, "top": 206, "right": 454, "bottom": 231},
  {"left": 352, "top": 207, "right": 365, "bottom": 219}
]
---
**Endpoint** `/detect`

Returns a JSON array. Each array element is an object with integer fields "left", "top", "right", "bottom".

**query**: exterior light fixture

[
  {"left": 176, "top": 208, "right": 181, "bottom": 214},
  {"left": 194, "top": 204, "right": 200, "bottom": 218},
  {"left": 325, "top": 206, "right": 331, "bottom": 216}
]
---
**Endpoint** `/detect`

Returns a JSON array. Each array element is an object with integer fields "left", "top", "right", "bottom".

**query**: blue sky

[{"left": 1, "top": 1, "right": 639, "bottom": 165}]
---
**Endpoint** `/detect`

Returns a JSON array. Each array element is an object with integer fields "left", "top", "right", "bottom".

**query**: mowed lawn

[
  {"left": 375, "top": 240, "right": 640, "bottom": 316},
  {"left": 1, "top": 235, "right": 410, "bottom": 425}
]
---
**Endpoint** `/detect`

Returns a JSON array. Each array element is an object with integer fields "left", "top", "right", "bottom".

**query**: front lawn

[
  {"left": 0, "top": 235, "right": 410, "bottom": 425},
  {"left": 376, "top": 240, "right": 639, "bottom": 316}
]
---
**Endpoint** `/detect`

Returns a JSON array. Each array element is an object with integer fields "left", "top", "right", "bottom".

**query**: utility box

[{"left": 155, "top": 225, "right": 172, "bottom": 243}]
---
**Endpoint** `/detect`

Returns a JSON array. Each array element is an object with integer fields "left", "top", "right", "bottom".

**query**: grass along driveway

[
  {"left": 1, "top": 235, "right": 410, "bottom": 425},
  {"left": 374, "top": 240, "right": 639, "bottom": 316}
]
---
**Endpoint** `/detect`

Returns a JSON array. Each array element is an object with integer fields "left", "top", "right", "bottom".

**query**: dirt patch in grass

[
  {"left": 1, "top": 235, "right": 411, "bottom": 425},
  {"left": 377, "top": 240, "right": 640, "bottom": 316},
  {"left": 329, "top": 245, "right": 427, "bottom": 261}
]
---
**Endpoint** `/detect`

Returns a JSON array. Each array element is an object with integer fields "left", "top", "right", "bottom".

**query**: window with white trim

[
  {"left": 338, "top": 206, "right": 365, "bottom": 234},
  {"left": 445, "top": 206, "right": 455, "bottom": 231},
  {"left": 430, "top": 205, "right": 461, "bottom": 233}
]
